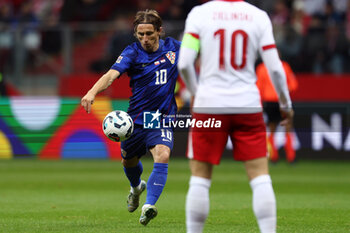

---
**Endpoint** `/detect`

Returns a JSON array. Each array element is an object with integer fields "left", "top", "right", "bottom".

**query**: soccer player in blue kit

[{"left": 81, "top": 9, "right": 180, "bottom": 226}]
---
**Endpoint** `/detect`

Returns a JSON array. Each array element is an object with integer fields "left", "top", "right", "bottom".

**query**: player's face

[{"left": 136, "top": 24, "right": 161, "bottom": 53}]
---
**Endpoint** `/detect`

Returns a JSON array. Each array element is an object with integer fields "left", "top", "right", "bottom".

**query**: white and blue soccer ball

[{"left": 102, "top": 110, "right": 134, "bottom": 142}]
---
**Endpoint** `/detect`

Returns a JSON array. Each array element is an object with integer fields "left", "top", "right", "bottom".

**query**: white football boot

[
  {"left": 127, "top": 180, "right": 146, "bottom": 212},
  {"left": 139, "top": 204, "right": 158, "bottom": 226}
]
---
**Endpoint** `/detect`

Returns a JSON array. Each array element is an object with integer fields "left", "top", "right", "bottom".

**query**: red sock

[
  {"left": 268, "top": 134, "right": 279, "bottom": 162},
  {"left": 285, "top": 133, "right": 295, "bottom": 163}
]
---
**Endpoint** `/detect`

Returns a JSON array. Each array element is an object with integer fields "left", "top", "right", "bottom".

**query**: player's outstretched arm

[{"left": 81, "top": 69, "right": 120, "bottom": 113}]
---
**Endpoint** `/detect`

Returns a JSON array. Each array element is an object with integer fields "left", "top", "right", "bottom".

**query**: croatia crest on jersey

[{"left": 166, "top": 51, "right": 176, "bottom": 64}]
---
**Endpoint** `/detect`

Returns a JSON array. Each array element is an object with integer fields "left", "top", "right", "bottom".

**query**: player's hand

[
  {"left": 81, "top": 92, "right": 95, "bottom": 114},
  {"left": 189, "top": 96, "right": 195, "bottom": 113},
  {"left": 280, "top": 108, "right": 294, "bottom": 128}
]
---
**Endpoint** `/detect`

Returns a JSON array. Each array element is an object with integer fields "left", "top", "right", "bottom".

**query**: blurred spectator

[
  {"left": 277, "top": 25, "right": 303, "bottom": 71},
  {"left": 271, "top": 0, "right": 290, "bottom": 44},
  {"left": 302, "top": 16, "right": 327, "bottom": 72},
  {"left": 136, "top": 0, "right": 154, "bottom": 11},
  {"left": 161, "top": 1, "right": 183, "bottom": 20},
  {"left": 13, "top": 0, "right": 41, "bottom": 69},
  {"left": 160, "top": 0, "right": 202, "bottom": 21},
  {"left": 246, "top": 0, "right": 277, "bottom": 13},
  {"left": 291, "top": 1, "right": 312, "bottom": 36},
  {"left": 323, "top": 22, "right": 348, "bottom": 73},
  {"left": 301, "top": 0, "right": 349, "bottom": 74},
  {"left": 0, "top": 2, "right": 14, "bottom": 96},
  {"left": 151, "top": 0, "right": 172, "bottom": 16},
  {"left": 271, "top": 0, "right": 290, "bottom": 25},
  {"left": 346, "top": 0, "right": 350, "bottom": 40},
  {"left": 332, "top": 0, "right": 348, "bottom": 15},
  {"left": 32, "top": 0, "right": 63, "bottom": 21},
  {"left": 0, "top": 0, "right": 348, "bottom": 75},
  {"left": 256, "top": 58, "right": 299, "bottom": 163},
  {"left": 60, "top": 0, "right": 136, "bottom": 23},
  {"left": 0, "top": 2, "right": 15, "bottom": 72},
  {"left": 60, "top": 0, "right": 102, "bottom": 22},
  {"left": 314, "top": 0, "right": 345, "bottom": 25},
  {"left": 90, "top": 14, "right": 134, "bottom": 73},
  {"left": 40, "top": 13, "right": 62, "bottom": 55},
  {"left": 302, "top": 0, "right": 327, "bottom": 15}
]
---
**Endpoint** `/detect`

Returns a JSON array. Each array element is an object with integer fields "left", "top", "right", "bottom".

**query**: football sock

[
  {"left": 268, "top": 133, "right": 279, "bottom": 162},
  {"left": 186, "top": 176, "right": 211, "bottom": 233},
  {"left": 285, "top": 133, "right": 295, "bottom": 163},
  {"left": 123, "top": 161, "right": 143, "bottom": 191},
  {"left": 250, "top": 175, "right": 276, "bottom": 233},
  {"left": 145, "top": 163, "right": 168, "bottom": 205}
]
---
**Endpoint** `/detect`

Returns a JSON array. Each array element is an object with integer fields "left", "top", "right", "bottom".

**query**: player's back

[{"left": 185, "top": 1, "right": 275, "bottom": 112}]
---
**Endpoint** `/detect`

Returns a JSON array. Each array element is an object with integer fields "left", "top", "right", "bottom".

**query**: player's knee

[
  {"left": 155, "top": 151, "right": 170, "bottom": 163},
  {"left": 151, "top": 145, "right": 170, "bottom": 163},
  {"left": 245, "top": 157, "right": 269, "bottom": 180},
  {"left": 154, "top": 150, "right": 170, "bottom": 163},
  {"left": 122, "top": 159, "right": 128, "bottom": 167},
  {"left": 122, "top": 157, "right": 139, "bottom": 168}
]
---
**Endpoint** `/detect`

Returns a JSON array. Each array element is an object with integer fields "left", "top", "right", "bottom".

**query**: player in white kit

[{"left": 178, "top": 1, "right": 294, "bottom": 233}]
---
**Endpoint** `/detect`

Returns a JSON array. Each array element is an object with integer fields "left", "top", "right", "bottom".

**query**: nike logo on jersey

[
  {"left": 153, "top": 182, "right": 164, "bottom": 186},
  {"left": 162, "top": 138, "right": 171, "bottom": 142}
]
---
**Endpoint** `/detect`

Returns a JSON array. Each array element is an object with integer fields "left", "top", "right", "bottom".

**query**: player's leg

[
  {"left": 139, "top": 144, "right": 170, "bottom": 226},
  {"left": 233, "top": 112, "right": 276, "bottom": 233},
  {"left": 186, "top": 159, "right": 213, "bottom": 233},
  {"left": 139, "top": 129, "right": 173, "bottom": 226},
  {"left": 284, "top": 124, "right": 296, "bottom": 163},
  {"left": 122, "top": 156, "right": 147, "bottom": 212},
  {"left": 245, "top": 158, "right": 276, "bottom": 233},
  {"left": 146, "top": 144, "right": 170, "bottom": 205},
  {"left": 267, "top": 122, "right": 279, "bottom": 162},
  {"left": 265, "top": 102, "right": 281, "bottom": 162},
  {"left": 122, "top": 156, "right": 143, "bottom": 191},
  {"left": 121, "top": 126, "right": 147, "bottom": 212},
  {"left": 186, "top": 113, "right": 228, "bottom": 233}
]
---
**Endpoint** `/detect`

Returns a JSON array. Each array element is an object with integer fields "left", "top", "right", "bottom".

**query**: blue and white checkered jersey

[{"left": 111, "top": 37, "right": 181, "bottom": 125}]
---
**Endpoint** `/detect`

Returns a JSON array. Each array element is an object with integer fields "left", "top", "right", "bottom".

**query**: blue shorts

[{"left": 120, "top": 124, "right": 174, "bottom": 160}]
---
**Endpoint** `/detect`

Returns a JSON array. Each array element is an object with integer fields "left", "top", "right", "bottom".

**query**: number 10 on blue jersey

[{"left": 155, "top": 69, "right": 167, "bottom": 85}]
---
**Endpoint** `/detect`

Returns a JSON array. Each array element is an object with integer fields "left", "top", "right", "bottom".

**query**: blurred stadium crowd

[{"left": 0, "top": 0, "right": 350, "bottom": 95}]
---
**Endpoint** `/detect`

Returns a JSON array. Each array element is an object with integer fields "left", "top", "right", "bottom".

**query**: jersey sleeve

[
  {"left": 110, "top": 45, "right": 135, "bottom": 75},
  {"left": 258, "top": 12, "right": 276, "bottom": 53}
]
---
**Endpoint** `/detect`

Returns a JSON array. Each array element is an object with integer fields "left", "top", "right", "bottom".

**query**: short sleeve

[{"left": 110, "top": 45, "right": 135, "bottom": 74}]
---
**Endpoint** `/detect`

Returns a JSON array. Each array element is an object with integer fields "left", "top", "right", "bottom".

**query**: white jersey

[{"left": 184, "top": 0, "right": 276, "bottom": 113}]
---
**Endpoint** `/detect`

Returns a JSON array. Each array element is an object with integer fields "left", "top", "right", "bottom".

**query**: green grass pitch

[{"left": 0, "top": 158, "right": 349, "bottom": 233}]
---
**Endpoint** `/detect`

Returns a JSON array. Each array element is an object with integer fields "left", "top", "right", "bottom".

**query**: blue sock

[
  {"left": 146, "top": 163, "right": 168, "bottom": 205},
  {"left": 123, "top": 161, "right": 143, "bottom": 187}
]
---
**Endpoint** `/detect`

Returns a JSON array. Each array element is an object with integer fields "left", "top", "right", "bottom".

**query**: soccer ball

[{"left": 102, "top": 110, "right": 134, "bottom": 142}]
